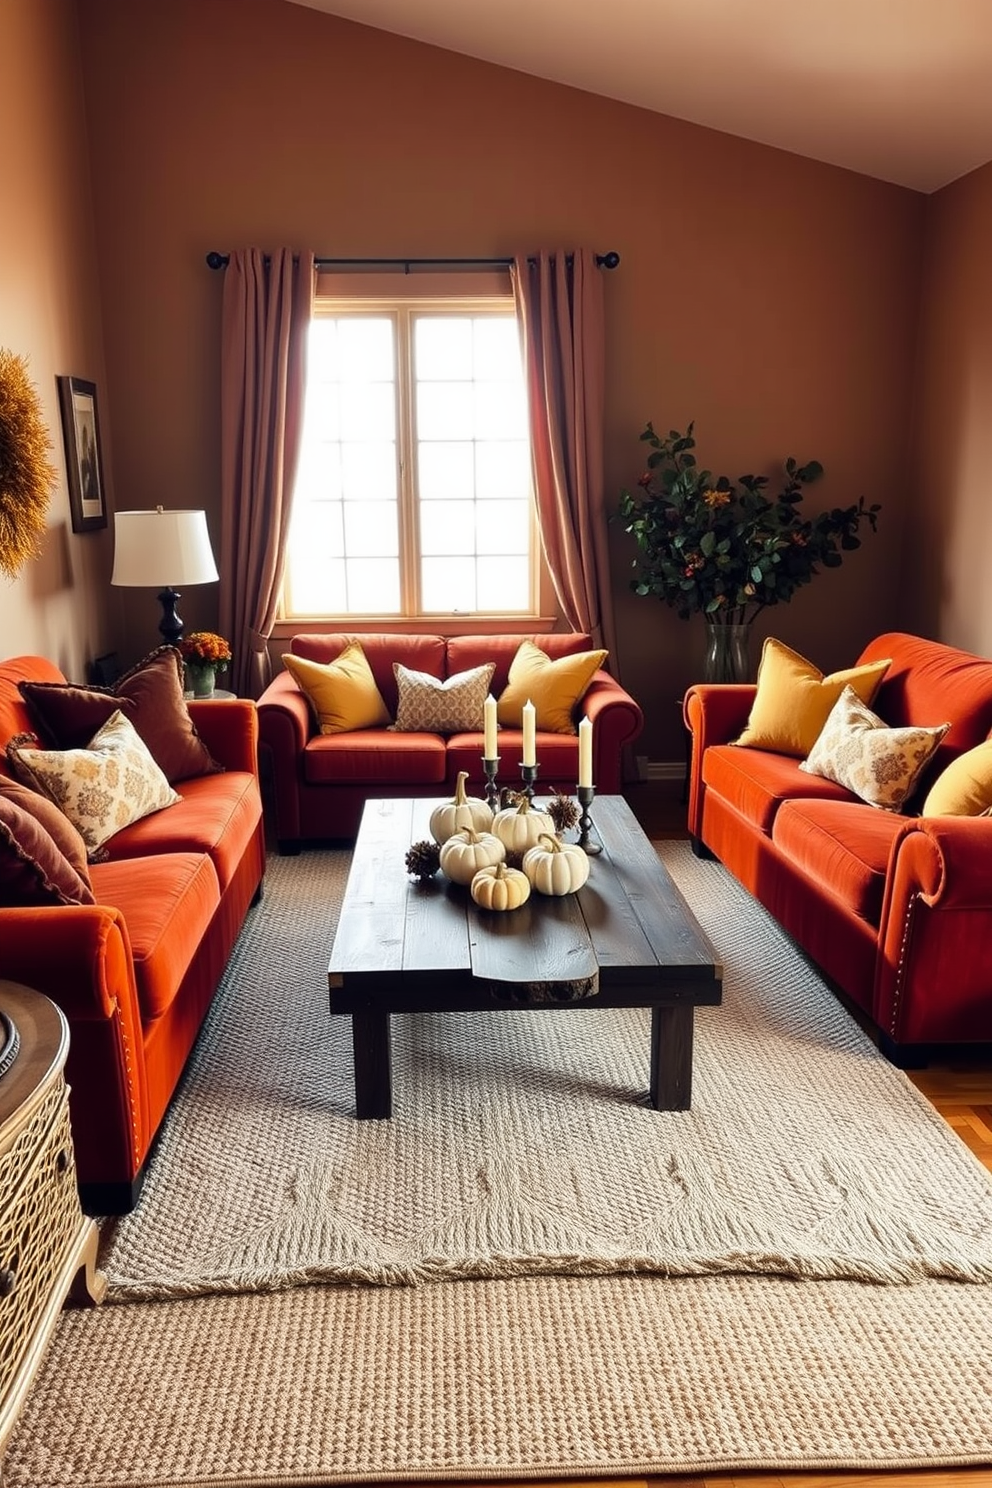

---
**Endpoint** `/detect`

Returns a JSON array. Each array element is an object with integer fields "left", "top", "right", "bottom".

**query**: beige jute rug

[{"left": 6, "top": 841, "right": 992, "bottom": 1484}]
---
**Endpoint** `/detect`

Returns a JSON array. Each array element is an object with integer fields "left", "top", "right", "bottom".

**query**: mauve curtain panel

[
  {"left": 512, "top": 249, "right": 617, "bottom": 661},
  {"left": 219, "top": 248, "right": 315, "bottom": 699}
]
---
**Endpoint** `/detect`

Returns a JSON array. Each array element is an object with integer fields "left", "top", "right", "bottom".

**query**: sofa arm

[
  {"left": 0, "top": 905, "right": 150, "bottom": 1177},
  {"left": 582, "top": 671, "right": 644, "bottom": 793},
  {"left": 683, "top": 683, "right": 757, "bottom": 837},
  {"left": 257, "top": 672, "right": 314, "bottom": 847},
  {"left": 876, "top": 816, "right": 992, "bottom": 1045},
  {"left": 187, "top": 698, "right": 260, "bottom": 776}
]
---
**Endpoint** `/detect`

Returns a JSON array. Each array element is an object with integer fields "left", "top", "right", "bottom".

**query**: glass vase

[
  {"left": 188, "top": 665, "right": 216, "bottom": 699},
  {"left": 703, "top": 622, "right": 752, "bottom": 684}
]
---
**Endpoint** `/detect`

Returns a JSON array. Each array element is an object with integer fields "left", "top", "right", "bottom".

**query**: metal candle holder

[
  {"left": 519, "top": 761, "right": 539, "bottom": 800},
  {"left": 482, "top": 756, "right": 500, "bottom": 813},
  {"left": 576, "top": 784, "right": 601, "bottom": 854}
]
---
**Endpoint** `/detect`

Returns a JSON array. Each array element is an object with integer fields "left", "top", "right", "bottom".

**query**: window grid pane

[{"left": 285, "top": 307, "right": 533, "bottom": 618}]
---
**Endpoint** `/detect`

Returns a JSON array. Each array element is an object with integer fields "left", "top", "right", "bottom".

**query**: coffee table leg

[
  {"left": 650, "top": 1005, "right": 693, "bottom": 1110},
  {"left": 352, "top": 1009, "right": 392, "bottom": 1118}
]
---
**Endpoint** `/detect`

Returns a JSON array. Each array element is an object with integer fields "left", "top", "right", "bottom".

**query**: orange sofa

[
  {"left": 0, "top": 655, "right": 266, "bottom": 1213},
  {"left": 258, "top": 632, "right": 644, "bottom": 849},
  {"left": 685, "top": 631, "right": 992, "bottom": 1064}
]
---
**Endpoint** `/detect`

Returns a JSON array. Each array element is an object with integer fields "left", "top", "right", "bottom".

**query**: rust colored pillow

[
  {"left": 18, "top": 645, "right": 222, "bottom": 783},
  {"left": 0, "top": 776, "right": 92, "bottom": 888},
  {"left": 0, "top": 795, "right": 95, "bottom": 907}
]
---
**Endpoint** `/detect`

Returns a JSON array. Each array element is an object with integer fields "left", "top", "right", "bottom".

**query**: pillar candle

[
  {"left": 578, "top": 715, "right": 593, "bottom": 788},
  {"left": 484, "top": 694, "right": 498, "bottom": 759},
  {"left": 522, "top": 699, "right": 536, "bottom": 766}
]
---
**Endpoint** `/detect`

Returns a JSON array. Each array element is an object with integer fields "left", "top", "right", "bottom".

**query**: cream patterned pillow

[
  {"left": 799, "top": 686, "right": 950, "bottom": 812},
  {"left": 6, "top": 709, "right": 181, "bottom": 858},
  {"left": 391, "top": 662, "right": 496, "bottom": 734}
]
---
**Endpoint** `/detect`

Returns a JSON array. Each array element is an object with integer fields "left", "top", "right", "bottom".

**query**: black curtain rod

[{"left": 205, "top": 250, "right": 620, "bottom": 272}]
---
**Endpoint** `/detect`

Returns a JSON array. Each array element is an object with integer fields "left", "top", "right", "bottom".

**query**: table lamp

[{"left": 111, "top": 507, "right": 219, "bottom": 646}]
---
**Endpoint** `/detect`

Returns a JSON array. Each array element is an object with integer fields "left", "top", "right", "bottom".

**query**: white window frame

[{"left": 276, "top": 271, "right": 556, "bottom": 637}]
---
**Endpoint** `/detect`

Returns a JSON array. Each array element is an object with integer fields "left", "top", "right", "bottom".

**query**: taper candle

[
  {"left": 578, "top": 715, "right": 593, "bottom": 788},
  {"left": 484, "top": 694, "right": 498, "bottom": 759},
  {"left": 522, "top": 699, "right": 536, "bottom": 766}
]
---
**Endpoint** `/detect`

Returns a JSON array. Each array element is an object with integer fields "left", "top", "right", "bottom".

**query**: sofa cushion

[
  {"left": 6, "top": 712, "right": 182, "bottom": 859},
  {"left": 18, "top": 646, "right": 223, "bottom": 783},
  {"left": 89, "top": 852, "right": 221, "bottom": 1021},
  {"left": 97, "top": 771, "right": 262, "bottom": 893},
  {"left": 736, "top": 638, "right": 891, "bottom": 757},
  {"left": 772, "top": 799, "right": 908, "bottom": 925},
  {"left": 283, "top": 644, "right": 392, "bottom": 734},
  {"left": 0, "top": 794, "right": 95, "bottom": 907},
  {"left": 922, "top": 739, "right": 992, "bottom": 817},
  {"left": 497, "top": 641, "right": 607, "bottom": 734},
  {"left": 0, "top": 775, "right": 92, "bottom": 885},
  {"left": 703, "top": 744, "right": 855, "bottom": 835},
  {"left": 304, "top": 731, "right": 448, "bottom": 786},
  {"left": 391, "top": 661, "right": 494, "bottom": 734},
  {"left": 800, "top": 686, "right": 949, "bottom": 812}
]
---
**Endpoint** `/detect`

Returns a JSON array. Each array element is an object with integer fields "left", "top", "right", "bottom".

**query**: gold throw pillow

[
  {"left": 497, "top": 641, "right": 608, "bottom": 735},
  {"left": 283, "top": 643, "right": 391, "bottom": 735},
  {"left": 922, "top": 739, "right": 992, "bottom": 817},
  {"left": 736, "top": 637, "right": 891, "bottom": 757}
]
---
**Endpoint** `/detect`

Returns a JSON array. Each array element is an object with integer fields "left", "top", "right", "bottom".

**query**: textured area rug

[
  {"left": 5, "top": 842, "right": 992, "bottom": 1485},
  {"left": 97, "top": 843, "right": 992, "bottom": 1298}
]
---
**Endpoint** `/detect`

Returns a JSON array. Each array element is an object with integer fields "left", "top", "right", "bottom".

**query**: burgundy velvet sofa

[
  {"left": 684, "top": 631, "right": 992, "bottom": 1063},
  {"left": 257, "top": 632, "right": 644, "bottom": 850}
]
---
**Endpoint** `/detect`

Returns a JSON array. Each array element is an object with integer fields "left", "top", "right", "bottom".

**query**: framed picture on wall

[{"left": 57, "top": 375, "right": 107, "bottom": 532}]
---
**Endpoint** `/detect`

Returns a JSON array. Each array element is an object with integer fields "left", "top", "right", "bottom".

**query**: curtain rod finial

[{"left": 206, "top": 251, "right": 229, "bottom": 270}]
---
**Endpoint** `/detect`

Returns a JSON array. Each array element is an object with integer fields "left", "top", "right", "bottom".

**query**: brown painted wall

[
  {"left": 0, "top": 0, "right": 114, "bottom": 677},
  {"left": 909, "top": 160, "right": 992, "bottom": 657}
]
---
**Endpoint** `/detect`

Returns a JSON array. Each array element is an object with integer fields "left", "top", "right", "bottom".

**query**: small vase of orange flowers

[{"left": 179, "top": 632, "right": 231, "bottom": 698}]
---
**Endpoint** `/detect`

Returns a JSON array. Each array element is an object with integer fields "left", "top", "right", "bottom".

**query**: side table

[
  {"left": 184, "top": 688, "right": 237, "bottom": 701},
  {"left": 0, "top": 981, "right": 105, "bottom": 1460}
]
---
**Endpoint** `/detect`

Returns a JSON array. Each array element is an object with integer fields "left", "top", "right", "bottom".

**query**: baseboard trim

[{"left": 646, "top": 761, "right": 685, "bottom": 782}]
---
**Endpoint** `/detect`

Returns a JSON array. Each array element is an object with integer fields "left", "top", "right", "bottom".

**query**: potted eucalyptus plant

[{"left": 617, "top": 422, "right": 881, "bottom": 681}]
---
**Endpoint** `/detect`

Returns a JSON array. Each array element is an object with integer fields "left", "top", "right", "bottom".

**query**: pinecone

[
  {"left": 404, "top": 839, "right": 441, "bottom": 880},
  {"left": 547, "top": 789, "right": 580, "bottom": 836}
]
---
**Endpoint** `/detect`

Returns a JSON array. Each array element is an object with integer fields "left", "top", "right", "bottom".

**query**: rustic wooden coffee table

[{"left": 328, "top": 794, "right": 722, "bottom": 1118}]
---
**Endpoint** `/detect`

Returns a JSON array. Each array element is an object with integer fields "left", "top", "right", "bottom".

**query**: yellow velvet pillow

[
  {"left": 922, "top": 739, "right": 992, "bottom": 817},
  {"left": 283, "top": 643, "right": 391, "bottom": 735},
  {"left": 497, "top": 641, "right": 608, "bottom": 734},
  {"left": 736, "top": 637, "right": 891, "bottom": 758}
]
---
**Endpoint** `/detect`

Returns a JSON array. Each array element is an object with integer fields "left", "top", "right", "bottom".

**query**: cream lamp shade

[{"left": 112, "top": 506, "right": 219, "bottom": 647}]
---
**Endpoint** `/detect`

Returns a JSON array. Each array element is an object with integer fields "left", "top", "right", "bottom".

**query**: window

[{"left": 283, "top": 288, "right": 538, "bottom": 621}]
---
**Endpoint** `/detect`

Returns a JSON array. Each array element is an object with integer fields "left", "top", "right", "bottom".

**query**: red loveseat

[
  {"left": 0, "top": 654, "right": 266, "bottom": 1213},
  {"left": 685, "top": 631, "right": 992, "bottom": 1063},
  {"left": 258, "top": 632, "right": 644, "bottom": 850}
]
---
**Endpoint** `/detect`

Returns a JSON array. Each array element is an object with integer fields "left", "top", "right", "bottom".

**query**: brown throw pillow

[
  {"left": 18, "top": 645, "right": 222, "bottom": 783},
  {"left": 0, "top": 776, "right": 92, "bottom": 888},
  {"left": 0, "top": 794, "right": 95, "bottom": 907}
]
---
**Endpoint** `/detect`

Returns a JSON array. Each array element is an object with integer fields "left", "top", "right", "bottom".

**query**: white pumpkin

[
  {"left": 492, "top": 795, "right": 555, "bottom": 854},
  {"left": 439, "top": 827, "right": 505, "bottom": 886},
  {"left": 470, "top": 861, "right": 531, "bottom": 911},
  {"left": 522, "top": 832, "right": 590, "bottom": 896},
  {"left": 430, "top": 770, "right": 493, "bottom": 844}
]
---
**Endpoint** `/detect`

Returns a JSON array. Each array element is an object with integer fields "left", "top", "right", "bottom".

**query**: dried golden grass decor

[{"left": 0, "top": 348, "right": 59, "bottom": 579}]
